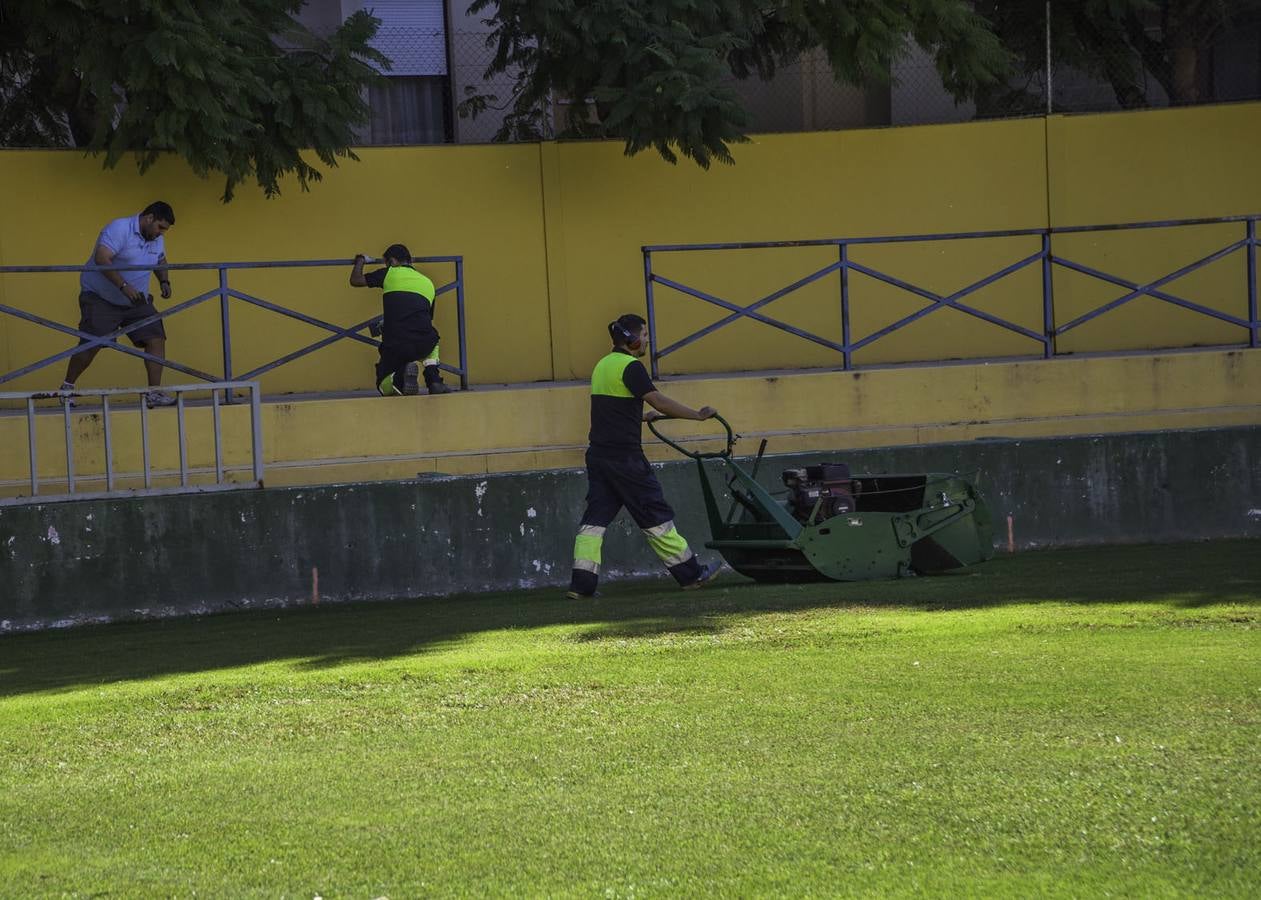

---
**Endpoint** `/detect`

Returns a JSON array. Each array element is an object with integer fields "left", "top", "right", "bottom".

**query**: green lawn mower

[{"left": 648, "top": 415, "right": 995, "bottom": 582}]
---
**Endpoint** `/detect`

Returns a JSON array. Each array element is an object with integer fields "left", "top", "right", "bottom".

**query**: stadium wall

[
  {"left": 0, "top": 103, "right": 1258, "bottom": 395},
  {"left": 2, "top": 425, "right": 1258, "bottom": 632}
]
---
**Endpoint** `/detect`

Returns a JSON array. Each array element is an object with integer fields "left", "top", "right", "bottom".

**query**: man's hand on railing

[{"left": 349, "top": 254, "right": 369, "bottom": 288}]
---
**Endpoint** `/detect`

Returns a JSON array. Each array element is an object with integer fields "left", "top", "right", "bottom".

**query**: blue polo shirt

[{"left": 81, "top": 215, "right": 166, "bottom": 307}]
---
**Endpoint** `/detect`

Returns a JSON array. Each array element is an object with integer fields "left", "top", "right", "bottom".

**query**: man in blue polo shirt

[{"left": 60, "top": 201, "right": 178, "bottom": 408}]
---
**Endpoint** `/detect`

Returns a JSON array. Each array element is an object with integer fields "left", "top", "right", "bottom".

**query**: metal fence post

[
  {"left": 250, "top": 383, "right": 265, "bottom": 486},
  {"left": 176, "top": 393, "right": 189, "bottom": 487},
  {"left": 644, "top": 250, "right": 659, "bottom": 379},
  {"left": 103, "top": 396, "right": 114, "bottom": 492},
  {"left": 455, "top": 257, "right": 468, "bottom": 390},
  {"left": 1042, "top": 232, "right": 1056, "bottom": 358},
  {"left": 1248, "top": 219, "right": 1258, "bottom": 349},
  {"left": 63, "top": 402, "right": 75, "bottom": 494},
  {"left": 26, "top": 398, "right": 38, "bottom": 497},
  {"left": 840, "top": 243, "right": 852, "bottom": 370},
  {"left": 212, "top": 390, "right": 224, "bottom": 484},
  {"left": 219, "top": 267, "right": 234, "bottom": 404},
  {"left": 1045, "top": 1, "right": 1053, "bottom": 115},
  {"left": 140, "top": 399, "right": 152, "bottom": 490}
]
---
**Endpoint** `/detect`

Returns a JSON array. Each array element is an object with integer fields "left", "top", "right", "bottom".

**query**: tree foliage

[
  {"left": 464, "top": 0, "right": 1010, "bottom": 167},
  {"left": 5, "top": 1, "right": 1257, "bottom": 195},
  {"left": 0, "top": 0, "right": 386, "bottom": 200}
]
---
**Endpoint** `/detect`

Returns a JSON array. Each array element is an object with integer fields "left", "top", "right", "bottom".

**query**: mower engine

[{"left": 782, "top": 463, "right": 855, "bottom": 523}]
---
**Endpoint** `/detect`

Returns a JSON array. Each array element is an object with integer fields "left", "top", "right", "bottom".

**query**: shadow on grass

[
  {"left": 1, "top": 539, "right": 1257, "bottom": 698},
  {"left": 570, "top": 618, "right": 726, "bottom": 642}
]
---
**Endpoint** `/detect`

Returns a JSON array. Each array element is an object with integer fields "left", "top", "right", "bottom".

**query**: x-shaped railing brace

[
  {"left": 1052, "top": 240, "right": 1250, "bottom": 335},
  {"left": 0, "top": 279, "right": 462, "bottom": 386},
  {"left": 0, "top": 291, "right": 221, "bottom": 386},
  {"left": 650, "top": 249, "right": 1048, "bottom": 365}
]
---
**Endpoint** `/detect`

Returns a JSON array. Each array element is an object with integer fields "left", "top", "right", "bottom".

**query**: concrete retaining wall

[{"left": 2, "top": 426, "right": 1258, "bottom": 632}]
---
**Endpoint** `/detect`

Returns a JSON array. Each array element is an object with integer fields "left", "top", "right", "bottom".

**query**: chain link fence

[
  {"left": 3, "top": 22, "right": 1258, "bottom": 149},
  {"left": 359, "top": 23, "right": 1261, "bottom": 147}
]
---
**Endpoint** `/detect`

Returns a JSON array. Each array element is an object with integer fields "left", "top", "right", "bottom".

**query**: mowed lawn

[{"left": 1, "top": 541, "right": 1258, "bottom": 898}]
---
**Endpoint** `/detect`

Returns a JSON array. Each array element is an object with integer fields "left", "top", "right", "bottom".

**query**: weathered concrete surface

[
  {"left": 1, "top": 427, "right": 1258, "bottom": 632},
  {"left": 4, "top": 348, "right": 1259, "bottom": 498}
]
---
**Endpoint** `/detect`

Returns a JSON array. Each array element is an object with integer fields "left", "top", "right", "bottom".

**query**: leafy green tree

[
  {"left": 463, "top": 0, "right": 1010, "bottom": 167},
  {"left": 0, "top": 1, "right": 386, "bottom": 200}
]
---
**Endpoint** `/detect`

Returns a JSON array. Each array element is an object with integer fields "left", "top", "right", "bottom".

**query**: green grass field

[{"left": 1, "top": 540, "right": 1258, "bottom": 897}]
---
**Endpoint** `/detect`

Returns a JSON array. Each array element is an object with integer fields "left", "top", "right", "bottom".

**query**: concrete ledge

[
  {"left": 2, "top": 425, "right": 1257, "bottom": 632},
  {"left": 1, "top": 348, "right": 1258, "bottom": 497}
]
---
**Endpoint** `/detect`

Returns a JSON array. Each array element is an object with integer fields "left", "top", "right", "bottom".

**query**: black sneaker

[
  {"left": 402, "top": 362, "right": 421, "bottom": 395},
  {"left": 427, "top": 381, "right": 453, "bottom": 395},
  {"left": 681, "top": 561, "right": 722, "bottom": 591},
  {"left": 144, "top": 390, "right": 178, "bottom": 408},
  {"left": 565, "top": 589, "right": 600, "bottom": 600}
]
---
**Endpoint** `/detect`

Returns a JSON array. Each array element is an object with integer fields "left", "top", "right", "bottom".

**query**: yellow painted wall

[
  {"left": 0, "top": 144, "right": 553, "bottom": 393},
  {"left": 548, "top": 119, "right": 1050, "bottom": 378},
  {"left": 1047, "top": 104, "right": 1261, "bottom": 223},
  {"left": 1, "top": 103, "right": 1258, "bottom": 398},
  {"left": 2, "top": 348, "right": 1256, "bottom": 499},
  {"left": 1046, "top": 104, "right": 1261, "bottom": 354}
]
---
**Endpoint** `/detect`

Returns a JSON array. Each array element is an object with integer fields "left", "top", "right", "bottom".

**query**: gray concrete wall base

[{"left": 2, "top": 427, "right": 1257, "bottom": 632}]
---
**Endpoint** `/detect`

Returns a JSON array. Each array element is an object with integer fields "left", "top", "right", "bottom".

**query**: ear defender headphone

[{"left": 609, "top": 320, "right": 644, "bottom": 351}]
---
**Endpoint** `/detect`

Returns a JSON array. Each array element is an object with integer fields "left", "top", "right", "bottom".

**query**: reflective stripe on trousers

[
  {"left": 642, "top": 520, "right": 694, "bottom": 568},
  {"left": 573, "top": 525, "right": 606, "bottom": 573}
]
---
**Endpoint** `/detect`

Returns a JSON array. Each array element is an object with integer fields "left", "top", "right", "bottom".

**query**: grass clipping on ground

[{"left": 0, "top": 540, "right": 1258, "bottom": 896}]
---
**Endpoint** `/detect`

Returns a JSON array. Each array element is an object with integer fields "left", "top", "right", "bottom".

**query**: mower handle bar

[{"left": 646, "top": 413, "right": 735, "bottom": 460}]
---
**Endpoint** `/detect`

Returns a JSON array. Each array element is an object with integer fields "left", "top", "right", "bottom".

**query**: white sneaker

[
  {"left": 145, "top": 390, "right": 177, "bottom": 408},
  {"left": 57, "top": 382, "right": 78, "bottom": 408}
]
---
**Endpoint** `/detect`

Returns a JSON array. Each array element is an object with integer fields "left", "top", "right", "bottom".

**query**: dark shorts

[{"left": 77, "top": 291, "right": 166, "bottom": 346}]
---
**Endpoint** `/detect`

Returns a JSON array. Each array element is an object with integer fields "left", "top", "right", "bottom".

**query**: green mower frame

[{"left": 649, "top": 415, "right": 995, "bottom": 582}]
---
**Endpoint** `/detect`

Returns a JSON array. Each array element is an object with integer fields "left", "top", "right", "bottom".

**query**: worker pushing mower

[
  {"left": 566, "top": 314, "right": 723, "bottom": 599},
  {"left": 648, "top": 413, "right": 995, "bottom": 582},
  {"left": 568, "top": 312, "right": 992, "bottom": 592}
]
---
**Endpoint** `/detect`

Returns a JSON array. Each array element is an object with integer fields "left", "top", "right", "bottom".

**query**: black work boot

[
  {"left": 681, "top": 561, "right": 722, "bottom": 590},
  {"left": 402, "top": 362, "right": 421, "bottom": 395},
  {"left": 424, "top": 364, "right": 452, "bottom": 395}
]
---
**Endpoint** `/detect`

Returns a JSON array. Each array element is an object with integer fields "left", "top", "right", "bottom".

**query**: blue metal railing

[
  {"left": 0, "top": 256, "right": 468, "bottom": 392},
  {"left": 1, "top": 381, "right": 265, "bottom": 505},
  {"left": 642, "top": 215, "right": 1260, "bottom": 378}
]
